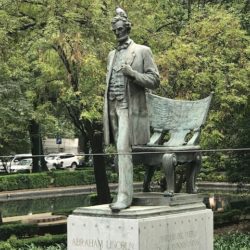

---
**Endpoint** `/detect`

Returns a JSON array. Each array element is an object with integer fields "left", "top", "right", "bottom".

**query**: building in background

[{"left": 43, "top": 138, "right": 79, "bottom": 154}]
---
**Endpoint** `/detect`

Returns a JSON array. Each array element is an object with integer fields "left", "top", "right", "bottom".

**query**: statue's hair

[{"left": 111, "top": 12, "right": 131, "bottom": 32}]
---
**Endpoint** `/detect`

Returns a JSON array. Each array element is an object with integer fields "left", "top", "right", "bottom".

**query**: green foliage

[
  {"left": 214, "top": 209, "right": 241, "bottom": 226},
  {"left": 133, "top": 165, "right": 145, "bottom": 182},
  {"left": 0, "top": 0, "right": 249, "bottom": 181},
  {"left": 214, "top": 233, "right": 250, "bottom": 250},
  {"left": 0, "top": 234, "right": 66, "bottom": 250},
  {"left": 0, "top": 169, "right": 99, "bottom": 191},
  {"left": 51, "top": 170, "right": 86, "bottom": 187},
  {"left": 106, "top": 171, "right": 118, "bottom": 183},
  {"left": 0, "top": 223, "right": 38, "bottom": 241},
  {"left": 157, "top": 5, "right": 250, "bottom": 181},
  {"left": 0, "top": 173, "right": 50, "bottom": 191}
]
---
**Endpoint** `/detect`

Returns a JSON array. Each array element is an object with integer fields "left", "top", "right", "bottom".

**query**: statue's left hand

[{"left": 121, "top": 64, "right": 135, "bottom": 78}]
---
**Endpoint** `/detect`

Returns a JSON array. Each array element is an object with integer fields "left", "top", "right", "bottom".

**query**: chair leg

[
  {"left": 162, "top": 153, "right": 177, "bottom": 196},
  {"left": 186, "top": 153, "right": 202, "bottom": 193}
]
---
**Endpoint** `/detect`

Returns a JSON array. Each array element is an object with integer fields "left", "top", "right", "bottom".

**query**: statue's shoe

[
  {"left": 109, "top": 201, "right": 130, "bottom": 213},
  {"left": 163, "top": 190, "right": 174, "bottom": 197}
]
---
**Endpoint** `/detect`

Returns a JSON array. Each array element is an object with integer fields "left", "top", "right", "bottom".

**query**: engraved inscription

[
  {"left": 72, "top": 238, "right": 135, "bottom": 250},
  {"left": 72, "top": 238, "right": 103, "bottom": 249},
  {"left": 156, "top": 230, "right": 201, "bottom": 250}
]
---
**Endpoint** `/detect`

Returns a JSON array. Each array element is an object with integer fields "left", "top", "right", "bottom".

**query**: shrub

[
  {"left": 0, "top": 234, "right": 66, "bottom": 249},
  {"left": 214, "top": 209, "right": 241, "bottom": 226},
  {"left": 214, "top": 233, "right": 250, "bottom": 250},
  {"left": 52, "top": 171, "right": 85, "bottom": 187},
  {"left": 28, "top": 174, "right": 51, "bottom": 189},
  {"left": 0, "top": 223, "right": 38, "bottom": 241},
  {"left": 0, "top": 173, "right": 50, "bottom": 191},
  {"left": 82, "top": 169, "right": 96, "bottom": 184}
]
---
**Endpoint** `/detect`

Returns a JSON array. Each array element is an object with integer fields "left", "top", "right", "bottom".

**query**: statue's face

[{"left": 112, "top": 20, "right": 129, "bottom": 43}]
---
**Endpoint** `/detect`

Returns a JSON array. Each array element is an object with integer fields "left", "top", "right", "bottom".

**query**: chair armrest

[
  {"left": 187, "top": 129, "right": 201, "bottom": 145},
  {"left": 147, "top": 129, "right": 163, "bottom": 145}
]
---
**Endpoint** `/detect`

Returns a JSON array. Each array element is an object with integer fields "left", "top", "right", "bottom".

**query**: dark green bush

[
  {"left": 214, "top": 233, "right": 250, "bottom": 250},
  {"left": 83, "top": 169, "right": 96, "bottom": 184},
  {"left": 214, "top": 209, "right": 241, "bottom": 226},
  {"left": 109, "top": 173, "right": 118, "bottom": 183},
  {"left": 0, "top": 223, "right": 38, "bottom": 241},
  {"left": 28, "top": 173, "right": 51, "bottom": 189},
  {"left": 230, "top": 199, "right": 250, "bottom": 210},
  {"left": 52, "top": 170, "right": 86, "bottom": 187},
  {"left": 0, "top": 173, "right": 50, "bottom": 191},
  {"left": 134, "top": 171, "right": 144, "bottom": 182},
  {"left": 0, "top": 234, "right": 67, "bottom": 249},
  {"left": 0, "top": 167, "right": 129, "bottom": 192}
]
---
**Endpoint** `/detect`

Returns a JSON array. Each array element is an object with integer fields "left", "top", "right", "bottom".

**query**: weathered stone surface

[
  {"left": 132, "top": 192, "right": 203, "bottom": 206},
  {"left": 68, "top": 204, "right": 213, "bottom": 250}
]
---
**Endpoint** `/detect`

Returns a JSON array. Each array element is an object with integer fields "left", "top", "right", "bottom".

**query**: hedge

[
  {"left": 0, "top": 173, "right": 51, "bottom": 191},
  {"left": 0, "top": 169, "right": 99, "bottom": 191},
  {"left": 51, "top": 170, "right": 86, "bottom": 187},
  {"left": 0, "top": 234, "right": 67, "bottom": 250},
  {"left": 0, "top": 223, "right": 38, "bottom": 241},
  {"left": 214, "top": 233, "right": 250, "bottom": 250},
  {"left": 0, "top": 168, "right": 145, "bottom": 192},
  {"left": 214, "top": 209, "right": 242, "bottom": 226}
]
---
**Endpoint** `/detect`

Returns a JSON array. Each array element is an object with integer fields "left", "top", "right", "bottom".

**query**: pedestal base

[{"left": 68, "top": 202, "right": 213, "bottom": 250}]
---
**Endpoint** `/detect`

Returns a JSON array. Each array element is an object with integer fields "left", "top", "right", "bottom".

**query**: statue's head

[{"left": 111, "top": 7, "right": 131, "bottom": 43}]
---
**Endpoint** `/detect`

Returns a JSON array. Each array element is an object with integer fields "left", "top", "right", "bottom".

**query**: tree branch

[
  {"left": 155, "top": 21, "right": 176, "bottom": 32},
  {"left": 52, "top": 44, "right": 72, "bottom": 76}
]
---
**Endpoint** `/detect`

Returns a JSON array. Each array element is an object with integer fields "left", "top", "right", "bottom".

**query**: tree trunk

[
  {"left": 29, "top": 119, "right": 48, "bottom": 172},
  {"left": 78, "top": 133, "right": 91, "bottom": 163},
  {"left": 89, "top": 122, "right": 111, "bottom": 204}
]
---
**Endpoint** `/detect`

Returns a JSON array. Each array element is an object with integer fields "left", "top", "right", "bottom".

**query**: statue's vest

[{"left": 108, "top": 48, "right": 127, "bottom": 102}]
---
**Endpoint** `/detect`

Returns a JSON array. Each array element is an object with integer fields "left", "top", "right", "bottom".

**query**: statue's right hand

[{"left": 121, "top": 64, "right": 135, "bottom": 78}]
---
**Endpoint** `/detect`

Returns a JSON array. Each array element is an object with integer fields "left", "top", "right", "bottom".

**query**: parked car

[
  {"left": 45, "top": 153, "right": 79, "bottom": 169},
  {"left": 7, "top": 154, "right": 32, "bottom": 173},
  {"left": 10, "top": 158, "right": 33, "bottom": 173},
  {"left": 0, "top": 162, "right": 6, "bottom": 173}
]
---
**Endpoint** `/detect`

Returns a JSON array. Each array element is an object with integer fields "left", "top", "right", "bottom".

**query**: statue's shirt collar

[{"left": 116, "top": 39, "right": 132, "bottom": 51}]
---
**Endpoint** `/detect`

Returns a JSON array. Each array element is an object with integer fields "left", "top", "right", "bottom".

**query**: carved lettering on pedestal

[
  {"left": 156, "top": 230, "right": 201, "bottom": 250},
  {"left": 71, "top": 238, "right": 135, "bottom": 250},
  {"left": 106, "top": 240, "right": 135, "bottom": 250},
  {"left": 72, "top": 238, "right": 103, "bottom": 248}
]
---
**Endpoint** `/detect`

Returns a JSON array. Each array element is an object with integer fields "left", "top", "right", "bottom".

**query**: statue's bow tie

[{"left": 117, "top": 43, "right": 129, "bottom": 51}]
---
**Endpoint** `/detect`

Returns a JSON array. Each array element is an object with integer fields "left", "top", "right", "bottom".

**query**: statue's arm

[{"left": 132, "top": 48, "right": 160, "bottom": 89}]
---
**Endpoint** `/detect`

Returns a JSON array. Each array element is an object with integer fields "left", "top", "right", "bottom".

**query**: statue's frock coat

[{"left": 103, "top": 40, "right": 160, "bottom": 146}]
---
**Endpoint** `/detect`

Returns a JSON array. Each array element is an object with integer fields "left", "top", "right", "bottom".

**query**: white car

[
  {"left": 10, "top": 158, "right": 33, "bottom": 173},
  {"left": 45, "top": 153, "right": 79, "bottom": 169},
  {"left": 0, "top": 161, "right": 6, "bottom": 173},
  {"left": 7, "top": 154, "right": 32, "bottom": 173}
]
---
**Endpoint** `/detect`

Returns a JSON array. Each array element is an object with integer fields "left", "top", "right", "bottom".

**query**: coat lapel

[
  {"left": 126, "top": 41, "right": 136, "bottom": 66},
  {"left": 106, "top": 50, "right": 116, "bottom": 85}
]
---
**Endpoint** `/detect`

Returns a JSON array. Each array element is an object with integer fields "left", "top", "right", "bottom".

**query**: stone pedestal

[{"left": 68, "top": 194, "right": 213, "bottom": 250}]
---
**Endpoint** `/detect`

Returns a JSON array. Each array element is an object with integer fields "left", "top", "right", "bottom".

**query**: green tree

[{"left": 157, "top": 6, "right": 250, "bottom": 182}]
